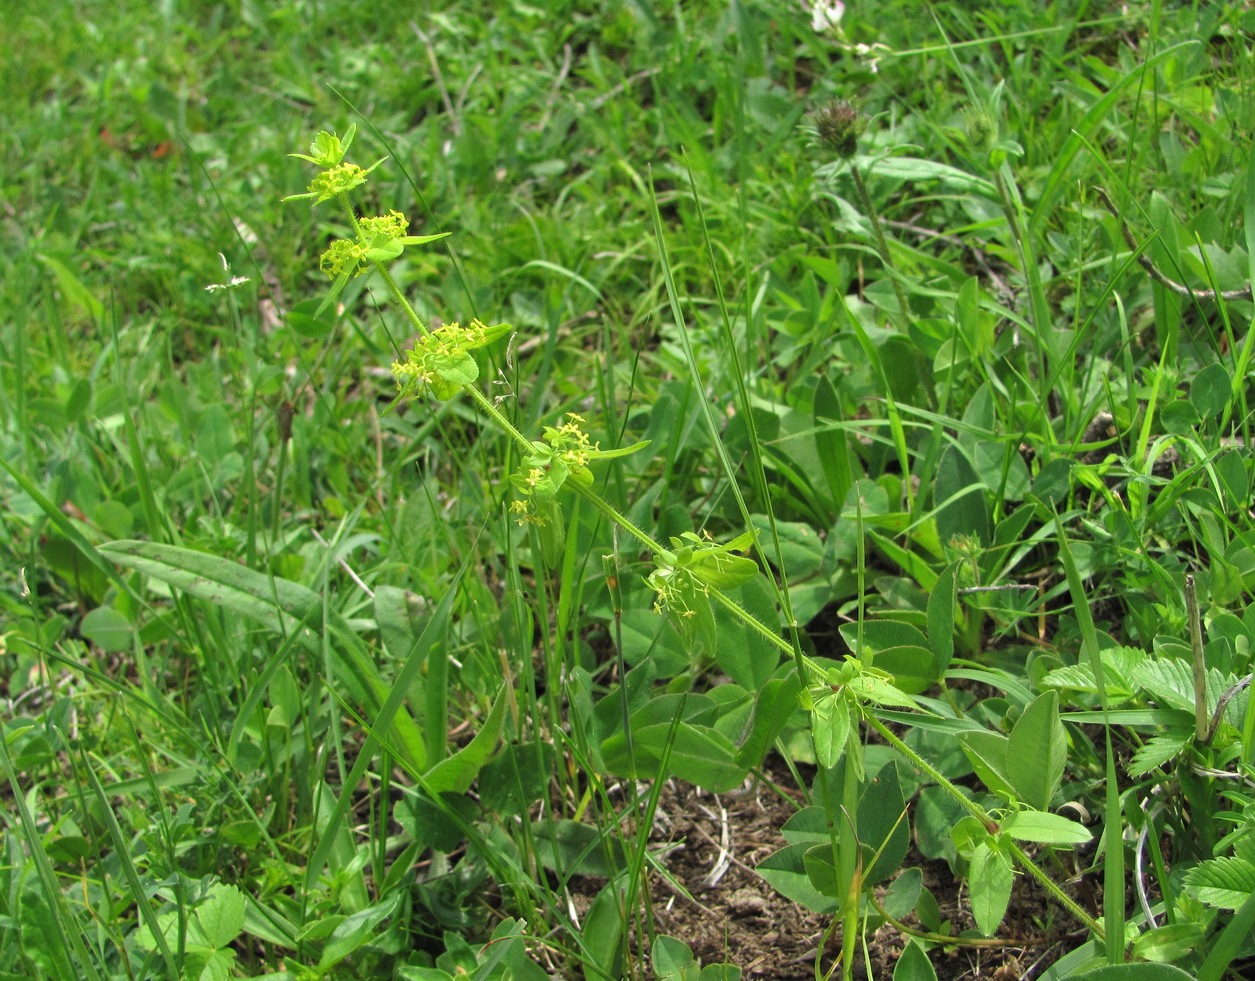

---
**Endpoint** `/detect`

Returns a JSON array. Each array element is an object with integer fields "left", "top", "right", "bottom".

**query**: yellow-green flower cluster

[
  {"left": 304, "top": 162, "right": 372, "bottom": 204},
  {"left": 319, "top": 210, "right": 412, "bottom": 279},
  {"left": 391, "top": 319, "right": 513, "bottom": 401}
]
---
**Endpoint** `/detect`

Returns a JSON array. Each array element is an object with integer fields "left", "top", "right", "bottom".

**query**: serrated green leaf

[
  {"left": 1041, "top": 647, "right": 1144, "bottom": 701},
  {"left": 1127, "top": 731, "right": 1192, "bottom": 776},
  {"left": 1183, "top": 855, "right": 1255, "bottom": 910},
  {"left": 195, "top": 884, "right": 247, "bottom": 949}
]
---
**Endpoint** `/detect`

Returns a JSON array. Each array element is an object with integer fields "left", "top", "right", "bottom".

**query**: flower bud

[{"left": 811, "top": 99, "right": 864, "bottom": 159}]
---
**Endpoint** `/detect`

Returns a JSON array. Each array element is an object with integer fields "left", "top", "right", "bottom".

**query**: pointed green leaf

[
  {"left": 927, "top": 563, "right": 958, "bottom": 673},
  {"left": 425, "top": 691, "right": 507, "bottom": 794},
  {"left": 893, "top": 940, "right": 938, "bottom": 981},
  {"left": 957, "top": 730, "right": 1016, "bottom": 802},
  {"left": 1006, "top": 691, "right": 1067, "bottom": 811},
  {"left": 1001, "top": 810, "right": 1092, "bottom": 845},
  {"left": 812, "top": 693, "right": 851, "bottom": 768},
  {"left": 968, "top": 841, "right": 1013, "bottom": 936}
]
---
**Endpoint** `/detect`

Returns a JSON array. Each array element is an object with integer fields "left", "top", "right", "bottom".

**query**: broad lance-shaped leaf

[
  {"left": 1005, "top": 690, "right": 1067, "bottom": 811},
  {"left": 98, "top": 540, "right": 426, "bottom": 770},
  {"left": 812, "top": 691, "right": 851, "bottom": 768},
  {"left": 425, "top": 692, "right": 508, "bottom": 794},
  {"left": 969, "top": 840, "right": 1014, "bottom": 937},
  {"left": 927, "top": 562, "right": 958, "bottom": 674},
  {"left": 1000, "top": 810, "right": 1092, "bottom": 845}
]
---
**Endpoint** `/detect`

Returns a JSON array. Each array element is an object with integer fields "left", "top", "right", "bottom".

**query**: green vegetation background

[{"left": 3, "top": 1, "right": 1254, "bottom": 979}]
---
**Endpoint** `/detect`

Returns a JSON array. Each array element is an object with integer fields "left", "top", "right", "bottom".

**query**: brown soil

[{"left": 566, "top": 757, "right": 1088, "bottom": 980}]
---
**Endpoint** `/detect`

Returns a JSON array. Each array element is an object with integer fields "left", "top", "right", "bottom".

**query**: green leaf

[
  {"left": 715, "top": 575, "right": 781, "bottom": 689},
  {"left": 1070, "top": 965, "right": 1197, "bottom": 981},
  {"left": 195, "top": 884, "right": 247, "bottom": 949},
  {"left": 874, "top": 645, "right": 940, "bottom": 694},
  {"left": 1000, "top": 810, "right": 1092, "bottom": 845},
  {"left": 973, "top": 440, "right": 1030, "bottom": 501},
  {"left": 316, "top": 893, "right": 402, "bottom": 971},
  {"left": 757, "top": 843, "right": 839, "bottom": 913},
  {"left": 374, "top": 585, "right": 429, "bottom": 660},
  {"left": 858, "top": 759, "right": 910, "bottom": 885},
  {"left": 287, "top": 297, "right": 336, "bottom": 338},
  {"left": 812, "top": 693, "right": 851, "bottom": 768},
  {"left": 653, "top": 936, "right": 697, "bottom": 980},
  {"left": 750, "top": 516, "right": 826, "bottom": 577},
  {"left": 927, "top": 564, "right": 958, "bottom": 673},
  {"left": 843, "top": 671, "right": 921, "bottom": 710},
  {"left": 934, "top": 444, "right": 992, "bottom": 545},
  {"left": 1128, "top": 731, "right": 1192, "bottom": 776},
  {"left": 433, "top": 349, "right": 478, "bottom": 387},
  {"left": 1041, "top": 646, "right": 1145, "bottom": 701},
  {"left": 1132, "top": 658, "right": 1197, "bottom": 714},
  {"left": 582, "top": 882, "right": 625, "bottom": 980},
  {"left": 841, "top": 619, "right": 928, "bottom": 659},
  {"left": 968, "top": 841, "right": 1013, "bottom": 936},
  {"left": 677, "top": 535, "right": 759, "bottom": 590},
  {"left": 1199, "top": 886, "right": 1255, "bottom": 981},
  {"left": 533, "top": 821, "right": 627, "bottom": 877},
  {"left": 779, "top": 806, "right": 834, "bottom": 845},
  {"left": 957, "top": 730, "right": 1016, "bottom": 802},
  {"left": 883, "top": 868, "right": 923, "bottom": 920},
  {"left": 425, "top": 691, "right": 507, "bottom": 794},
  {"left": 1005, "top": 691, "right": 1067, "bottom": 811},
  {"left": 602, "top": 722, "right": 746, "bottom": 792},
  {"left": 1183, "top": 854, "right": 1255, "bottom": 910},
  {"left": 860, "top": 155, "right": 996, "bottom": 196},
  {"left": 1191, "top": 362, "right": 1232, "bottom": 419},
  {"left": 893, "top": 940, "right": 938, "bottom": 981},
  {"left": 36, "top": 252, "right": 105, "bottom": 321},
  {"left": 479, "top": 740, "right": 556, "bottom": 816},
  {"left": 734, "top": 675, "right": 801, "bottom": 768},
  {"left": 79, "top": 606, "right": 132, "bottom": 652},
  {"left": 802, "top": 842, "right": 839, "bottom": 900},
  {"left": 1131, "top": 923, "right": 1206, "bottom": 964}
]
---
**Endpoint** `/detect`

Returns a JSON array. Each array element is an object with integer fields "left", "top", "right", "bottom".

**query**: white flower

[
  {"left": 811, "top": 0, "right": 845, "bottom": 32},
  {"left": 205, "top": 253, "right": 251, "bottom": 292}
]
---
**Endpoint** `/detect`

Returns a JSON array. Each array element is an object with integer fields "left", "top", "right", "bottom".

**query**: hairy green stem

[
  {"left": 863, "top": 714, "right": 1104, "bottom": 939},
  {"left": 849, "top": 165, "right": 910, "bottom": 325}
]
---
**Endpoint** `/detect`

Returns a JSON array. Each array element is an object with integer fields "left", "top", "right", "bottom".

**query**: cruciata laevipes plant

[{"left": 285, "top": 126, "right": 1105, "bottom": 970}]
